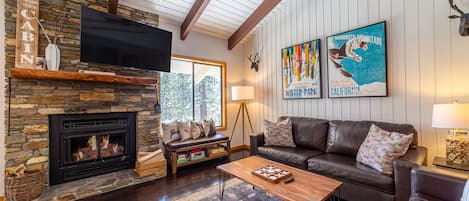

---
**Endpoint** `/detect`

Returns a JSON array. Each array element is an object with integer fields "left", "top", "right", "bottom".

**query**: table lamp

[
  {"left": 432, "top": 102, "right": 469, "bottom": 165},
  {"left": 230, "top": 86, "right": 254, "bottom": 145}
]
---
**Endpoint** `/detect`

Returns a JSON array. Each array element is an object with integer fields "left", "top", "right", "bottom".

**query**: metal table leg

[
  {"left": 218, "top": 170, "right": 225, "bottom": 200},
  {"left": 336, "top": 187, "right": 340, "bottom": 201},
  {"left": 328, "top": 188, "right": 341, "bottom": 201},
  {"left": 336, "top": 188, "right": 341, "bottom": 201}
]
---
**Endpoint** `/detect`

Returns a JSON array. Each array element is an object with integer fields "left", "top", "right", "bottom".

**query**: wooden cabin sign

[{"left": 15, "top": 0, "right": 40, "bottom": 69}]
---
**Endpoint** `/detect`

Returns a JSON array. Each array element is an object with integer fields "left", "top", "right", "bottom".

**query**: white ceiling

[{"left": 120, "top": 0, "right": 273, "bottom": 40}]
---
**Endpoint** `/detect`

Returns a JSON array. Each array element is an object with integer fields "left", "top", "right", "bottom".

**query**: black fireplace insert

[{"left": 49, "top": 112, "right": 136, "bottom": 185}]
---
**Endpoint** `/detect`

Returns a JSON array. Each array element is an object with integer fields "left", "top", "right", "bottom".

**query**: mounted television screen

[{"left": 80, "top": 6, "right": 172, "bottom": 72}]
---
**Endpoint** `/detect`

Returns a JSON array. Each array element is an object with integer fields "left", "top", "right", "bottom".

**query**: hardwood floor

[{"left": 82, "top": 150, "right": 250, "bottom": 201}]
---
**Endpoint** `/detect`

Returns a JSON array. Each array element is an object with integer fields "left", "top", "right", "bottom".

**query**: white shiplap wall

[{"left": 244, "top": 0, "right": 469, "bottom": 164}]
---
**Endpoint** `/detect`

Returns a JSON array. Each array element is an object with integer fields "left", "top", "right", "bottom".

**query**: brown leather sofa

[
  {"left": 411, "top": 166, "right": 469, "bottom": 201},
  {"left": 250, "top": 116, "right": 427, "bottom": 201}
]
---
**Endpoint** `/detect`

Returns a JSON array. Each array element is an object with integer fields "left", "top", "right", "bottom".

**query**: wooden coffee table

[{"left": 216, "top": 156, "right": 342, "bottom": 201}]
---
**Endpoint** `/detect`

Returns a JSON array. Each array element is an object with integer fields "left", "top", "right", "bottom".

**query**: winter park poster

[
  {"left": 282, "top": 39, "right": 321, "bottom": 99},
  {"left": 327, "top": 21, "right": 388, "bottom": 98}
]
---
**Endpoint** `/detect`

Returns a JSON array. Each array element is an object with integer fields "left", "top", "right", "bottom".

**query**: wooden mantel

[{"left": 10, "top": 68, "right": 158, "bottom": 85}]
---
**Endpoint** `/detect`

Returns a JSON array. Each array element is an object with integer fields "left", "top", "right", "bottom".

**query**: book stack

[{"left": 190, "top": 148, "right": 206, "bottom": 160}]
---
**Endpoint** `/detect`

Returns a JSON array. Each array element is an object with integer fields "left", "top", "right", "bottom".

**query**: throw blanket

[{"left": 462, "top": 180, "right": 469, "bottom": 201}]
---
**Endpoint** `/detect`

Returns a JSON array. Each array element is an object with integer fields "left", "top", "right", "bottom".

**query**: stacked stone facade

[{"left": 4, "top": 0, "right": 161, "bottom": 182}]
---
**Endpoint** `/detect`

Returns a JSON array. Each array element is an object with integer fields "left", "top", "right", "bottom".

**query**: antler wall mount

[
  {"left": 449, "top": 0, "right": 469, "bottom": 36},
  {"left": 248, "top": 53, "right": 260, "bottom": 72}
]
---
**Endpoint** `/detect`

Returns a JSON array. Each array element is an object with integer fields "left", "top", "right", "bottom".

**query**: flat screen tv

[{"left": 80, "top": 6, "right": 172, "bottom": 72}]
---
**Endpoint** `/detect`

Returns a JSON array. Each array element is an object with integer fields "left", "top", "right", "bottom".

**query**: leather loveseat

[
  {"left": 411, "top": 166, "right": 469, "bottom": 201},
  {"left": 250, "top": 116, "right": 427, "bottom": 201}
]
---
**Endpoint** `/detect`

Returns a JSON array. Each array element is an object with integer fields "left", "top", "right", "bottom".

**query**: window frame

[{"left": 170, "top": 54, "right": 227, "bottom": 131}]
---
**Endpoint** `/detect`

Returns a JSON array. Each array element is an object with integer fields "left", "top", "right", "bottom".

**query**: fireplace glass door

[
  {"left": 66, "top": 131, "right": 126, "bottom": 164},
  {"left": 49, "top": 112, "right": 136, "bottom": 185},
  {"left": 69, "top": 135, "right": 98, "bottom": 163},
  {"left": 99, "top": 133, "right": 125, "bottom": 159}
]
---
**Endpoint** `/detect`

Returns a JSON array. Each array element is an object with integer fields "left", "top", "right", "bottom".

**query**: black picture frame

[{"left": 281, "top": 39, "right": 323, "bottom": 99}]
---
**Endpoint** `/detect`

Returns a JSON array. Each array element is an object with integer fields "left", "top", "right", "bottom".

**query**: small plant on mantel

[{"left": 34, "top": 5, "right": 68, "bottom": 71}]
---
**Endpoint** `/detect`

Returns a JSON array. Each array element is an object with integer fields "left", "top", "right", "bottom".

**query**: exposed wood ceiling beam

[
  {"left": 109, "top": 0, "right": 119, "bottom": 15},
  {"left": 181, "top": 0, "right": 211, "bottom": 40},
  {"left": 228, "top": 0, "right": 281, "bottom": 50}
]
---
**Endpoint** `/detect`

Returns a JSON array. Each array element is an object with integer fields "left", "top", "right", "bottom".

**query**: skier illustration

[{"left": 328, "top": 36, "right": 371, "bottom": 78}]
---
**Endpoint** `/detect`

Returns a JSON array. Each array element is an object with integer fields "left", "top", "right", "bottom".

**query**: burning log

[
  {"left": 72, "top": 149, "right": 98, "bottom": 161},
  {"left": 101, "top": 135, "right": 109, "bottom": 149},
  {"left": 71, "top": 134, "right": 124, "bottom": 162},
  {"left": 100, "top": 143, "right": 124, "bottom": 158},
  {"left": 88, "top": 136, "right": 97, "bottom": 150}
]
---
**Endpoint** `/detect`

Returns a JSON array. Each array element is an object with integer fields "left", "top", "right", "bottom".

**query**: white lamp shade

[
  {"left": 432, "top": 103, "right": 469, "bottom": 128},
  {"left": 232, "top": 86, "right": 254, "bottom": 101}
]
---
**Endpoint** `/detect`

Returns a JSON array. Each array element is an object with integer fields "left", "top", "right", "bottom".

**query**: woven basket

[{"left": 5, "top": 170, "right": 45, "bottom": 201}]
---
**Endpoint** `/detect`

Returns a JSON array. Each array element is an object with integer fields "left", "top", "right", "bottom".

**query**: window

[{"left": 160, "top": 55, "right": 226, "bottom": 130}]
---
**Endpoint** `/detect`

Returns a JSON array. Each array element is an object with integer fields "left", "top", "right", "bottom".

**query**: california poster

[
  {"left": 327, "top": 21, "right": 388, "bottom": 98},
  {"left": 282, "top": 39, "right": 321, "bottom": 99}
]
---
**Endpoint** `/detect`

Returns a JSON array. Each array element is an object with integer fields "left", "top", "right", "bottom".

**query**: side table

[{"left": 433, "top": 156, "right": 469, "bottom": 172}]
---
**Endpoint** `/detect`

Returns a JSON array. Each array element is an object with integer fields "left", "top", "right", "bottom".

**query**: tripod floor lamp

[{"left": 230, "top": 86, "right": 254, "bottom": 145}]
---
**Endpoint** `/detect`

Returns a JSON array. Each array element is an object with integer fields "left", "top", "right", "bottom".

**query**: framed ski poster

[
  {"left": 327, "top": 21, "right": 388, "bottom": 98},
  {"left": 281, "top": 39, "right": 322, "bottom": 99}
]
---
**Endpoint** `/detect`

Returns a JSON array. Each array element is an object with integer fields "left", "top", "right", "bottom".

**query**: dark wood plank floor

[{"left": 82, "top": 150, "right": 250, "bottom": 201}]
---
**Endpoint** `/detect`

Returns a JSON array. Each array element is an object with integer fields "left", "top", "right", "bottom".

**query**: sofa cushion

[
  {"left": 326, "top": 121, "right": 417, "bottom": 157},
  {"left": 263, "top": 119, "right": 296, "bottom": 147},
  {"left": 357, "top": 124, "right": 414, "bottom": 174},
  {"left": 190, "top": 121, "right": 205, "bottom": 139},
  {"left": 279, "top": 116, "right": 329, "bottom": 152},
  {"left": 203, "top": 119, "right": 217, "bottom": 137},
  {"left": 307, "top": 154, "right": 394, "bottom": 194},
  {"left": 178, "top": 121, "right": 192, "bottom": 141},
  {"left": 258, "top": 146, "right": 323, "bottom": 169},
  {"left": 161, "top": 120, "right": 181, "bottom": 143}
]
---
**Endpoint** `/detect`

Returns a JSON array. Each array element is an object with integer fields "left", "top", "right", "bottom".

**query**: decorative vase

[{"left": 45, "top": 44, "right": 60, "bottom": 71}]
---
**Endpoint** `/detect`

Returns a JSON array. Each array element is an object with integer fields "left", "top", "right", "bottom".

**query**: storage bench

[{"left": 161, "top": 134, "right": 231, "bottom": 175}]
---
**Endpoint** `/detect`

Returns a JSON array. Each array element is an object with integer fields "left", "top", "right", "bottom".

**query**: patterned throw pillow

[
  {"left": 178, "top": 121, "right": 192, "bottom": 141},
  {"left": 356, "top": 124, "right": 414, "bottom": 174},
  {"left": 203, "top": 119, "right": 217, "bottom": 137},
  {"left": 191, "top": 121, "right": 205, "bottom": 139},
  {"left": 263, "top": 118, "right": 296, "bottom": 147},
  {"left": 161, "top": 120, "right": 181, "bottom": 143}
]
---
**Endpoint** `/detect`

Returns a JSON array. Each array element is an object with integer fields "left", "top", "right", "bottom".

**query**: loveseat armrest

[
  {"left": 393, "top": 146, "right": 427, "bottom": 201},
  {"left": 249, "top": 132, "right": 265, "bottom": 155},
  {"left": 411, "top": 166, "right": 468, "bottom": 201}
]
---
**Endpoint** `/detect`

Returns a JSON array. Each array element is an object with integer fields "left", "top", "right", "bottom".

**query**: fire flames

[{"left": 72, "top": 135, "right": 124, "bottom": 162}]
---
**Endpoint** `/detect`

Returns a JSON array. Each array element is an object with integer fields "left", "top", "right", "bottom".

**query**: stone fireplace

[
  {"left": 49, "top": 112, "right": 137, "bottom": 185},
  {"left": 3, "top": 0, "right": 161, "bottom": 188}
]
